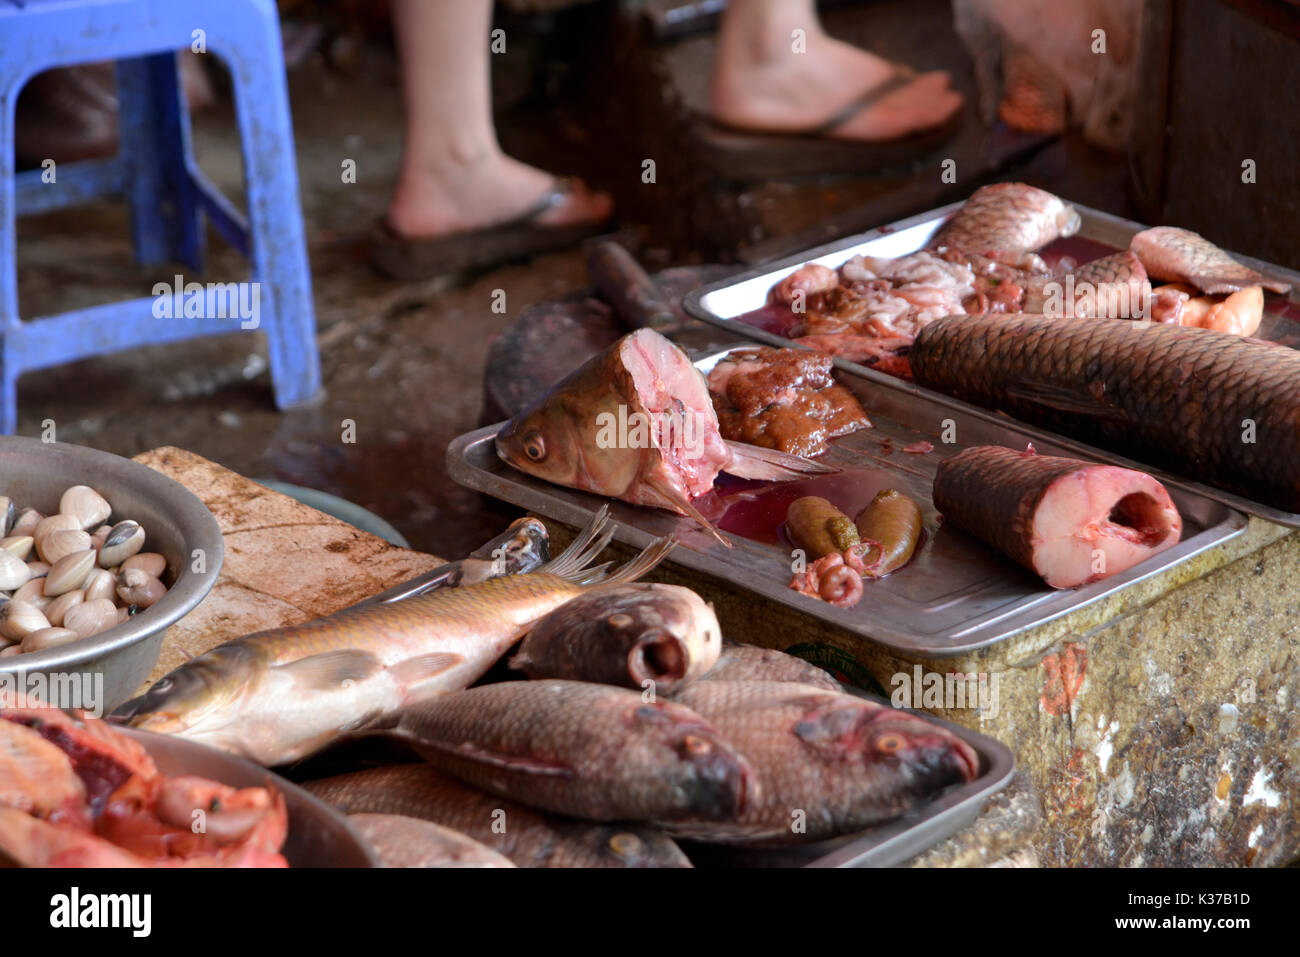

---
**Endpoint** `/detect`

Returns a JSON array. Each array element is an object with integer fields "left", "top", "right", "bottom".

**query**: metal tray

[
  {"left": 684, "top": 691, "right": 1015, "bottom": 868},
  {"left": 681, "top": 200, "right": 1300, "bottom": 528},
  {"left": 447, "top": 348, "right": 1246, "bottom": 657}
]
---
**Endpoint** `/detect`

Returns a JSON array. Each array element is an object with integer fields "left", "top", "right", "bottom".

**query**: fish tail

[{"left": 539, "top": 506, "right": 615, "bottom": 577}]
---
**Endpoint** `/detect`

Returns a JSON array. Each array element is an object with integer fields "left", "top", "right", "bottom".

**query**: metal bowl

[
  {"left": 118, "top": 727, "right": 378, "bottom": 867},
  {"left": 0, "top": 437, "right": 224, "bottom": 710}
]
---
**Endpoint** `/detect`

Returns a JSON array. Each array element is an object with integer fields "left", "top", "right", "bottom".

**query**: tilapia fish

[
  {"left": 933, "top": 446, "right": 1182, "bottom": 588},
  {"left": 391, "top": 679, "right": 751, "bottom": 823},
  {"left": 495, "top": 328, "right": 833, "bottom": 545},
  {"left": 510, "top": 582, "right": 721, "bottom": 695},
  {"left": 931, "top": 182, "right": 1081, "bottom": 269},
  {"left": 306, "top": 764, "right": 692, "bottom": 868},
  {"left": 1130, "top": 227, "right": 1291, "bottom": 295},
  {"left": 117, "top": 509, "right": 675, "bottom": 766},
  {"left": 697, "top": 642, "right": 842, "bottom": 693},
  {"left": 910, "top": 314, "right": 1300, "bottom": 511},
  {"left": 347, "top": 814, "right": 516, "bottom": 868},
  {"left": 665, "top": 682, "right": 978, "bottom": 845}
]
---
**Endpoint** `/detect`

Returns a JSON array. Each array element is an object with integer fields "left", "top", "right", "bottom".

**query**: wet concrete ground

[{"left": 13, "top": 1, "right": 1134, "bottom": 561}]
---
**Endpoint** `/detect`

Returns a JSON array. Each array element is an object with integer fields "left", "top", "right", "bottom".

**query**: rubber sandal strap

[
  {"left": 496, "top": 176, "right": 576, "bottom": 229},
  {"left": 806, "top": 65, "right": 918, "bottom": 135}
]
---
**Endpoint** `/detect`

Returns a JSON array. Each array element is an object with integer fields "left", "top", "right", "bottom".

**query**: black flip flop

[
  {"left": 694, "top": 67, "right": 962, "bottom": 181},
  {"left": 369, "top": 177, "right": 611, "bottom": 280}
]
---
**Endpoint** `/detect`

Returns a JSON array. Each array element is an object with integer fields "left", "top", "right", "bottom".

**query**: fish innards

[{"left": 2, "top": 1, "right": 1294, "bottom": 913}]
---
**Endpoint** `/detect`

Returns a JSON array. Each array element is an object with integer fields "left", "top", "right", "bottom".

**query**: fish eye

[
  {"left": 682, "top": 734, "right": 713, "bottom": 756},
  {"left": 608, "top": 832, "right": 642, "bottom": 857},
  {"left": 875, "top": 733, "right": 905, "bottom": 754},
  {"left": 522, "top": 431, "right": 546, "bottom": 461}
]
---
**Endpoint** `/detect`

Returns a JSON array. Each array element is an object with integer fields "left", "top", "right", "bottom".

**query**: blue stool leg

[
  {"left": 116, "top": 54, "right": 205, "bottom": 271},
  {"left": 1, "top": 74, "right": 20, "bottom": 434},
  {"left": 216, "top": 5, "right": 321, "bottom": 409}
]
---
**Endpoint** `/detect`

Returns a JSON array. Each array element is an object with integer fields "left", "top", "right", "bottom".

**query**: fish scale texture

[
  {"left": 911, "top": 314, "right": 1300, "bottom": 510},
  {"left": 305, "top": 765, "right": 690, "bottom": 868},
  {"left": 933, "top": 447, "right": 1089, "bottom": 569},
  {"left": 932, "top": 182, "right": 1075, "bottom": 258}
]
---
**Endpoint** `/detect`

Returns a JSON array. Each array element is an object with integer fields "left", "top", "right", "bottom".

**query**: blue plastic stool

[{"left": 0, "top": 0, "right": 321, "bottom": 433}]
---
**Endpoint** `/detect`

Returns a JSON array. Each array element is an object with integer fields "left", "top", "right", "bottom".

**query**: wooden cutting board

[{"left": 132, "top": 447, "right": 444, "bottom": 688}]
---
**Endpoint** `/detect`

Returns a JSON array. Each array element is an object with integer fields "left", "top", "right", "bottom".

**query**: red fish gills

[{"left": 933, "top": 446, "right": 1182, "bottom": 589}]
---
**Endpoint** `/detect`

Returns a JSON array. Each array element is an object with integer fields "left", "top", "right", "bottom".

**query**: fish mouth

[{"left": 629, "top": 633, "right": 689, "bottom": 688}]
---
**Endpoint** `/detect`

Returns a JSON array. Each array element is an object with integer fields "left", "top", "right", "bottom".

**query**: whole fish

[
  {"left": 305, "top": 764, "right": 692, "bottom": 868},
  {"left": 1022, "top": 250, "right": 1150, "bottom": 319},
  {"left": 509, "top": 582, "right": 721, "bottom": 695},
  {"left": 347, "top": 814, "right": 516, "bottom": 868},
  {"left": 495, "top": 328, "right": 833, "bottom": 545},
  {"left": 390, "top": 679, "right": 752, "bottom": 823},
  {"left": 910, "top": 313, "right": 1300, "bottom": 511},
  {"left": 931, "top": 182, "right": 1081, "bottom": 269},
  {"left": 696, "top": 643, "right": 841, "bottom": 693},
  {"left": 354, "top": 517, "right": 550, "bottom": 607},
  {"left": 1130, "top": 226, "right": 1290, "bottom": 295},
  {"left": 664, "top": 682, "right": 979, "bottom": 844},
  {"left": 933, "top": 446, "right": 1182, "bottom": 588},
  {"left": 117, "top": 509, "right": 676, "bottom": 766}
]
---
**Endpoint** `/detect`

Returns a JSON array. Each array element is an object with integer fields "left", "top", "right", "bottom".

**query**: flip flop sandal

[
  {"left": 694, "top": 66, "right": 963, "bottom": 181},
  {"left": 369, "top": 176, "right": 612, "bottom": 280}
]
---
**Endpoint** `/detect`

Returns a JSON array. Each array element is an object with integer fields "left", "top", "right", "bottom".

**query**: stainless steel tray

[
  {"left": 447, "top": 349, "right": 1247, "bottom": 657},
  {"left": 681, "top": 200, "right": 1300, "bottom": 528},
  {"left": 685, "top": 691, "right": 1015, "bottom": 868}
]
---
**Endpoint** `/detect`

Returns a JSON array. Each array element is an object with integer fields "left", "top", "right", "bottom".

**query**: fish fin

[
  {"left": 275, "top": 650, "right": 385, "bottom": 690},
  {"left": 598, "top": 535, "right": 679, "bottom": 583},
  {"left": 419, "top": 740, "right": 576, "bottom": 778},
  {"left": 1003, "top": 380, "right": 1130, "bottom": 422},
  {"left": 540, "top": 505, "right": 613, "bottom": 576},
  {"left": 638, "top": 476, "right": 732, "bottom": 548},
  {"left": 724, "top": 440, "right": 837, "bottom": 481},
  {"left": 390, "top": 653, "right": 465, "bottom": 692}
]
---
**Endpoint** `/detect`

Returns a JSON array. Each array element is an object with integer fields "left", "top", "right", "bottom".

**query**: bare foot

[
  {"left": 711, "top": 33, "right": 964, "bottom": 141},
  {"left": 386, "top": 153, "right": 613, "bottom": 240}
]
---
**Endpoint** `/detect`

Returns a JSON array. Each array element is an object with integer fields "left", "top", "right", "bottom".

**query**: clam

[
  {"left": 20, "top": 627, "right": 81, "bottom": 653},
  {"left": 12, "top": 579, "right": 44, "bottom": 603},
  {"left": 63, "top": 599, "right": 118, "bottom": 639},
  {"left": 10, "top": 508, "right": 42, "bottom": 538},
  {"left": 0, "top": 600, "right": 50, "bottom": 641},
  {"left": 0, "top": 551, "right": 32, "bottom": 591},
  {"left": 116, "top": 606, "right": 130, "bottom": 624},
  {"left": 121, "top": 552, "right": 166, "bottom": 578},
  {"left": 39, "top": 528, "right": 91, "bottom": 565},
  {"left": 33, "top": 513, "right": 80, "bottom": 549},
  {"left": 44, "top": 550, "right": 96, "bottom": 597},
  {"left": 0, "top": 497, "right": 13, "bottom": 537},
  {"left": 26, "top": 561, "right": 49, "bottom": 579},
  {"left": 44, "top": 589, "right": 84, "bottom": 628},
  {"left": 98, "top": 521, "right": 145, "bottom": 569},
  {"left": 0, "top": 646, "right": 20, "bottom": 658},
  {"left": 0, "top": 536, "right": 34, "bottom": 561},
  {"left": 83, "top": 568, "right": 116, "bottom": 604},
  {"left": 116, "top": 569, "right": 166, "bottom": 609},
  {"left": 59, "top": 485, "right": 112, "bottom": 531},
  {"left": 89, "top": 525, "right": 111, "bottom": 552}
]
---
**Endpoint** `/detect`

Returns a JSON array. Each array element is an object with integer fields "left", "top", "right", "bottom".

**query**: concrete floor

[{"left": 12, "top": 1, "right": 1134, "bottom": 561}]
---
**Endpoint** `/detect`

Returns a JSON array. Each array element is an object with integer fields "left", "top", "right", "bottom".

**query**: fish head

[
  {"left": 589, "top": 826, "right": 692, "bottom": 868},
  {"left": 114, "top": 643, "right": 265, "bottom": 742},
  {"left": 629, "top": 702, "right": 752, "bottom": 821},
  {"left": 622, "top": 585, "right": 721, "bottom": 691},
  {"left": 495, "top": 390, "right": 644, "bottom": 498}
]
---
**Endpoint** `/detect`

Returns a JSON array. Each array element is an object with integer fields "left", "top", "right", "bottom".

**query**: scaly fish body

[
  {"left": 347, "top": 814, "right": 517, "bottom": 868},
  {"left": 119, "top": 513, "right": 675, "bottom": 766},
  {"left": 910, "top": 314, "right": 1300, "bottom": 511},
  {"left": 392, "top": 679, "right": 752, "bottom": 823},
  {"left": 496, "top": 328, "right": 832, "bottom": 544},
  {"left": 1130, "top": 226, "right": 1290, "bottom": 295},
  {"left": 665, "top": 682, "right": 978, "bottom": 844},
  {"left": 1023, "top": 251, "right": 1150, "bottom": 319},
  {"left": 931, "top": 182, "right": 1081, "bottom": 269},
  {"left": 696, "top": 642, "right": 842, "bottom": 693},
  {"left": 306, "top": 764, "right": 692, "bottom": 868}
]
